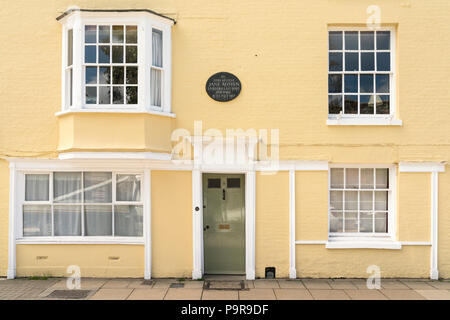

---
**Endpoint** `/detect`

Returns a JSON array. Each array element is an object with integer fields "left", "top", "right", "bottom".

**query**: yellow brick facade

[{"left": 0, "top": 0, "right": 448, "bottom": 279}]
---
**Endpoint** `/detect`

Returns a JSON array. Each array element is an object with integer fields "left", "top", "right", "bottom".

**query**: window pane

[
  {"left": 344, "top": 74, "right": 357, "bottom": 93},
  {"left": 113, "top": 86, "right": 124, "bottom": 104},
  {"left": 23, "top": 205, "right": 51, "bottom": 237},
  {"left": 328, "top": 95, "right": 342, "bottom": 114},
  {"left": 126, "top": 67, "right": 138, "bottom": 84},
  {"left": 360, "top": 74, "right": 374, "bottom": 93},
  {"left": 126, "top": 46, "right": 138, "bottom": 63},
  {"left": 126, "top": 26, "right": 138, "bottom": 44},
  {"left": 85, "top": 205, "right": 112, "bottom": 236},
  {"left": 330, "top": 191, "right": 343, "bottom": 210},
  {"left": 99, "top": 67, "right": 110, "bottom": 84},
  {"left": 344, "top": 95, "right": 358, "bottom": 114},
  {"left": 360, "top": 95, "right": 374, "bottom": 114},
  {"left": 99, "top": 87, "right": 111, "bottom": 104},
  {"left": 152, "top": 29, "right": 163, "bottom": 67},
  {"left": 85, "top": 45, "right": 96, "bottom": 63},
  {"left": 84, "top": 172, "right": 112, "bottom": 203},
  {"left": 376, "top": 95, "right": 390, "bottom": 114},
  {"left": 376, "top": 31, "right": 390, "bottom": 50},
  {"left": 114, "top": 205, "right": 143, "bottom": 237},
  {"left": 360, "top": 191, "right": 373, "bottom": 210},
  {"left": 85, "top": 25, "right": 96, "bottom": 43},
  {"left": 112, "top": 26, "right": 124, "bottom": 43},
  {"left": 116, "top": 174, "right": 141, "bottom": 202},
  {"left": 345, "top": 53, "right": 358, "bottom": 71},
  {"left": 25, "top": 174, "right": 49, "bottom": 201},
  {"left": 329, "top": 31, "right": 342, "bottom": 50},
  {"left": 98, "top": 46, "right": 110, "bottom": 63},
  {"left": 112, "top": 45, "right": 124, "bottom": 63},
  {"left": 344, "top": 211, "right": 358, "bottom": 232},
  {"left": 99, "top": 25, "right": 110, "bottom": 43},
  {"left": 360, "top": 31, "right": 374, "bottom": 50},
  {"left": 345, "top": 31, "right": 358, "bottom": 50},
  {"left": 344, "top": 191, "right": 358, "bottom": 210},
  {"left": 328, "top": 74, "right": 342, "bottom": 93},
  {"left": 360, "top": 212, "right": 373, "bottom": 233},
  {"left": 329, "top": 52, "right": 342, "bottom": 71},
  {"left": 330, "top": 211, "right": 343, "bottom": 233},
  {"left": 67, "top": 29, "right": 73, "bottom": 66},
  {"left": 361, "top": 52, "right": 374, "bottom": 71},
  {"left": 377, "top": 52, "right": 390, "bottom": 71},
  {"left": 345, "top": 169, "right": 359, "bottom": 189},
  {"left": 151, "top": 68, "right": 162, "bottom": 107},
  {"left": 360, "top": 168, "right": 374, "bottom": 188},
  {"left": 126, "top": 86, "right": 138, "bottom": 104},
  {"left": 54, "top": 205, "right": 81, "bottom": 236},
  {"left": 330, "top": 168, "right": 344, "bottom": 188},
  {"left": 112, "top": 67, "right": 124, "bottom": 84},
  {"left": 54, "top": 172, "right": 82, "bottom": 203},
  {"left": 86, "top": 87, "right": 97, "bottom": 104},
  {"left": 86, "top": 67, "right": 97, "bottom": 84},
  {"left": 375, "top": 212, "right": 388, "bottom": 233},
  {"left": 376, "top": 169, "right": 389, "bottom": 189},
  {"left": 375, "top": 191, "right": 388, "bottom": 210}
]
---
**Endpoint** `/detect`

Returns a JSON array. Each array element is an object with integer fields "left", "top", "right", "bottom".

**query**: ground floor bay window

[{"left": 22, "top": 172, "right": 143, "bottom": 239}]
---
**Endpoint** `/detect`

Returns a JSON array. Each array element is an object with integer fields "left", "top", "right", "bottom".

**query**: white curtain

[
  {"left": 151, "top": 29, "right": 162, "bottom": 107},
  {"left": 151, "top": 68, "right": 162, "bottom": 107},
  {"left": 85, "top": 205, "right": 112, "bottom": 236},
  {"left": 114, "top": 205, "right": 143, "bottom": 237},
  {"left": 25, "top": 174, "right": 49, "bottom": 201},
  {"left": 116, "top": 174, "right": 141, "bottom": 201},
  {"left": 152, "top": 29, "right": 162, "bottom": 67},
  {"left": 23, "top": 205, "right": 51, "bottom": 236},
  {"left": 54, "top": 172, "right": 82, "bottom": 203},
  {"left": 84, "top": 172, "right": 112, "bottom": 203},
  {"left": 54, "top": 205, "right": 81, "bottom": 236}
]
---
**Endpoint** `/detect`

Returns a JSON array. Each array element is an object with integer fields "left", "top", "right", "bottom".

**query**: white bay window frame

[
  {"left": 59, "top": 11, "right": 173, "bottom": 114},
  {"left": 327, "top": 164, "right": 398, "bottom": 248}
]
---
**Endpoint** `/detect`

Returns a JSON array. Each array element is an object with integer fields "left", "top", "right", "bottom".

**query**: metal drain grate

[
  {"left": 47, "top": 290, "right": 91, "bottom": 299},
  {"left": 204, "top": 280, "right": 245, "bottom": 290},
  {"left": 170, "top": 283, "right": 185, "bottom": 288},
  {"left": 141, "top": 280, "right": 155, "bottom": 286}
]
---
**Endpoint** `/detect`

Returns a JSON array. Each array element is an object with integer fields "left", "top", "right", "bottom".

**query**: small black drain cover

[
  {"left": 47, "top": 290, "right": 91, "bottom": 299},
  {"left": 204, "top": 280, "right": 245, "bottom": 290},
  {"left": 170, "top": 283, "right": 185, "bottom": 288},
  {"left": 142, "top": 280, "right": 155, "bottom": 286}
]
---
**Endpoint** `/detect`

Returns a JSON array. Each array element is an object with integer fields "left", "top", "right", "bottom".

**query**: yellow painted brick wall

[
  {"left": 151, "top": 171, "right": 192, "bottom": 278},
  {"left": 0, "top": 160, "right": 9, "bottom": 275},
  {"left": 255, "top": 172, "right": 289, "bottom": 278},
  {"left": 16, "top": 244, "right": 144, "bottom": 278}
]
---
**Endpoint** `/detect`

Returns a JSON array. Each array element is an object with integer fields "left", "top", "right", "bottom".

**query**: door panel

[{"left": 203, "top": 174, "right": 245, "bottom": 274}]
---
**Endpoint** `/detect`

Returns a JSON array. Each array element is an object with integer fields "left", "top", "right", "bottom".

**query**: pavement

[{"left": 1, "top": 277, "right": 450, "bottom": 300}]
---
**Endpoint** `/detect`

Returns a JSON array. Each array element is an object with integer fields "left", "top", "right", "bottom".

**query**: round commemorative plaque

[{"left": 206, "top": 72, "right": 242, "bottom": 102}]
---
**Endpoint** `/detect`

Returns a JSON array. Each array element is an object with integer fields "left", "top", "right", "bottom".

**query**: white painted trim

[
  {"left": 295, "top": 240, "right": 327, "bottom": 245},
  {"left": 16, "top": 238, "right": 144, "bottom": 245},
  {"left": 245, "top": 170, "right": 256, "bottom": 280},
  {"left": 289, "top": 169, "right": 296, "bottom": 279},
  {"left": 55, "top": 109, "right": 176, "bottom": 118},
  {"left": 430, "top": 171, "right": 439, "bottom": 280},
  {"left": 143, "top": 170, "right": 152, "bottom": 279},
  {"left": 399, "top": 162, "right": 446, "bottom": 173},
  {"left": 401, "top": 241, "right": 431, "bottom": 246},
  {"left": 58, "top": 152, "right": 172, "bottom": 161},
  {"left": 326, "top": 241, "right": 402, "bottom": 250},
  {"left": 7, "top": 163, "right": 17, "bottom": 279},
  {"left": 327, "top": 118, "right": 402, "bottom": 126},
  {"left": 192, "top": 169, "right": 203, "bottom": 280},
  {"left": 256, "top": 160, "right": 329, "bottom": 171}
]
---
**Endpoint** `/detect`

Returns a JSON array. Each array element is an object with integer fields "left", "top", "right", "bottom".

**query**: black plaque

[{"left": 206, "top": 72, "right": 241, "bottom": 102}]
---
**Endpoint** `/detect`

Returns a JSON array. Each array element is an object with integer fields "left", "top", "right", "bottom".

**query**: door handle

[
  {"left": 203, "top": 225, "right": 210, "bottom": 231},
  {"left": 222, "top": 189, "right": 226, "bottom": 201}
]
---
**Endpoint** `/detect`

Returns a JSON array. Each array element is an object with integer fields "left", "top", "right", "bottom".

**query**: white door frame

[{"left": 192, "top": 168, "right": 255, "bottom": 280}]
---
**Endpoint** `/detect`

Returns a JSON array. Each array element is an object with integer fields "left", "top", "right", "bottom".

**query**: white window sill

[
  {"left": 327, "top": 118, "right": 402, "bottom": 126},
  {"left": 16, "top": 237, "right": 144, "bottom": 245},
  {"left": 55, "top": 108, "right": 176, "bottom": 119},
  {"left": 326, "top": 239, "right": 401, "bottom": 250}
]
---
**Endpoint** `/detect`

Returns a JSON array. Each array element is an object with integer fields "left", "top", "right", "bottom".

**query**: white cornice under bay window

[{"left": 58, "top": 10, "right": 174, "bottom": 115}]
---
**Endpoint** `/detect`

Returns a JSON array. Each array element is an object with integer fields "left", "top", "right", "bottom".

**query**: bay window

[
  {"left": 58, "top": 10, "right": 174, "bottom": 113},
  {"left": 22, "top": 172, "right": 143, "bottom": 238}
]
